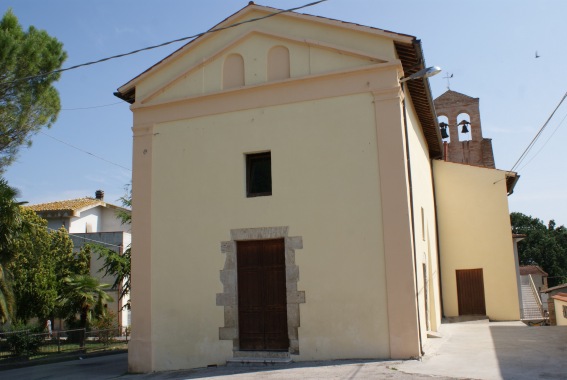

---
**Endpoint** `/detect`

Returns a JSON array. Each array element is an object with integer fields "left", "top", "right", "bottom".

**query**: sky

[{"left": 2, "top": 0, "right": 567, "bottom": 226}]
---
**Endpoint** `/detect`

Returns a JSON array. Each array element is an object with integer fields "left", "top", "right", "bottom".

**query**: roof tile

[
  {"left": 519, "top": 265, "right": 548, "bottom": 276},
  {"left": 25, "top": 198, "right": 104, "bottom": 213}
]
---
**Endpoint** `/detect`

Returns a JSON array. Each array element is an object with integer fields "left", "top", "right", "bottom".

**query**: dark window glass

[{"left": 246, "top": 152, "right": 272, "bottom": 197}]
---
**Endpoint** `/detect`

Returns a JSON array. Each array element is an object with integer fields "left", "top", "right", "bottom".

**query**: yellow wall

[
  {"left": 433, "top": 160, "right": 520, "bottom": 320},
  {"left": 147, "top": 93, "right": 388, "bottom": 370},
  {"left": 405, "top": 91, "right": 442, "bottom": 338},
  {"left": 554, "top": 298, "right": 567, "bottom": 326}
]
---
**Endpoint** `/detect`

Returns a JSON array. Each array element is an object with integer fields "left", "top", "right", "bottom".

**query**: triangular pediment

[
  {"left": 117, "top": 3, "right": 413, "bottom": 105},
  {"left": 142, "top": 29, "right": 393, "bottom": 105}
]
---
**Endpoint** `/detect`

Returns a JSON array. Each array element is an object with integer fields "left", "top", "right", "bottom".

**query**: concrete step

[
  {"left": 443, "top": 315, "right": 489, "bottom": 323},
  {"left": 227, "top": 357, "right": 292, "bottom": 366}
]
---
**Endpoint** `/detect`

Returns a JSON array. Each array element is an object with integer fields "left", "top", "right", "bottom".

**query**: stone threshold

[
  {"left": 443, "top": 315, "right": 488, "bottom": 323},
  {"left": 227, "top": 350, "right": 292, "bottom": 366}
]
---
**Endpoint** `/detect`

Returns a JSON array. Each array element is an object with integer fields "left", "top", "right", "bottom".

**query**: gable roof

[
  {"left": 551, "top": 293, "right": 567, "bottom": 302},
  {"left": 434, "top": 90, "right": 478, "bottom": 107},
  {"left": 519, "top": 265, "right": 548, "bottom": 276},
  {"left": 542, "top": 283, "right": 567, "bottom": 293},
  {"left": 114, "top": 3, "right": 443, "bottom": 159},
  {"left": 26, "top": 197, "right": 130, "bottom": 217}
]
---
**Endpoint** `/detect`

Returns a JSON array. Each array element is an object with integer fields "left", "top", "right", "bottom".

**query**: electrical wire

[
  {"left": 510, "top": 91, "right": 567, "bottom": 173},
  {"left": 518, "top": 110, "right": 567, "bottom": 172},
  {"left": 40, "top": 131, "right": 132, "bottom": 171},
  {"left": 0, "top": 1, "right": 327, "bottom": 88},
  {"left": 61, "top": 101, "right": 124, "bottom": 111}
]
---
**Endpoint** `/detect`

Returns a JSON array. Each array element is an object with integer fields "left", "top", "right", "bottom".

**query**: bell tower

[{"left": 434, "top": 90, "right": 495, "bottom": 168}]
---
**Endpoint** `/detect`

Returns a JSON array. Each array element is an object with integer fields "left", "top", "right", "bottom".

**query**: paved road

[
  {"left": 2, "top": 321, "right": 566, "bottom": 379},
  {"left": 0, "top": 353, "right": 128, "bottom": 380},
  {"left": 0, "top": 354, "right": 452, "bottom": 380}
]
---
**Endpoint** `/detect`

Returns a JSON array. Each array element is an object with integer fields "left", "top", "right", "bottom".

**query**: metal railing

[
  {"left": 0, "top": 327, "right": 129, "bottom": 362},
  {"left": 528, "top": 274, "right": 545, "bottom": 318}
]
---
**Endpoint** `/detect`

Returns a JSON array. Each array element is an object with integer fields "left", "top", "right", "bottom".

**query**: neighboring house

[
  {"left": 543, "top": 283, "right": 567, "bottom": 298},
  {"left": 25, "top": 190, "right": 131, "bottom": 329},
  {"left": 114, "top": 3, "right": 520, "bottom": 372},
  {"left": 543, "top": 284, "right": 567, "bottom": 325},
  {"left": 518, "top": 265, "right": 548, "bottom": 317},
  {"left": 520, "top": 265, "right": 548, "bottom": 292},
  {"left": 550, "top": 293, "right": 567, "bottom": 326}
]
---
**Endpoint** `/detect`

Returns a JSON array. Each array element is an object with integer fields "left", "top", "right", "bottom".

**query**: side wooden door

[
  {"left": 456, "top": 268, "right": 486, "bottom": 316},
  {"left": 237, "top": 239, "right": 288, "bottom": 350}
]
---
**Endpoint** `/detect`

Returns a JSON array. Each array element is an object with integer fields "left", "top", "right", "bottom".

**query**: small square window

[{"left": 246, "top": 152, "right": 272, "bottom": 197}]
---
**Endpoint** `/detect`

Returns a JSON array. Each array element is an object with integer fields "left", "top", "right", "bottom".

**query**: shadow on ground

[{"left": 489, "top": 324, "right": 567, "bottom": 380}]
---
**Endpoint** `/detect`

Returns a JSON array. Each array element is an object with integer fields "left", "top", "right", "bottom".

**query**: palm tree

[
  {"left": 58, "top": 274, "right": 114, "bottom": 330},
  {"left": 0, "top": 178, "right": 24, "bottom": 323}
]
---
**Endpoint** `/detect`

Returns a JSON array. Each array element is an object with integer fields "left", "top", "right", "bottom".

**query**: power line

[
  {"left": 0, "top": 1, "right": 327, "bottom": 88},
  {"left": 40, "top": 131, "right": 132, "bottom": 171},
  {"left": 518, "top": 110, "right": 567, "bottom": 172},
  {"left": 510, "top": 91, "right": 567, "bottom": 173},
  {"left": 61, "top": 101, "right": 124, "bottom": 111}
]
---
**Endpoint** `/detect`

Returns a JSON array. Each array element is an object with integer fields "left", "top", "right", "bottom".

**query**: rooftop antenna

[{"left": 442, "top": 72, "right": 453, "bottom": 90}]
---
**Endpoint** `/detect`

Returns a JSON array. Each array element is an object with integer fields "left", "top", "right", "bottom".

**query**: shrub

[
  {"left": 5, "top": 324, "right": 44, "bottom": 357},
  {"left": 91, "top": 311, "right": 118, "bottom": 346}
]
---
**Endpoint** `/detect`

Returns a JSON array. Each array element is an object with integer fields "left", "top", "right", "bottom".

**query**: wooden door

[
  {"left": 456, "top": 268, "right": 486, "bottom": 316},
  {"left": 237, "top": 239, "right": 288, "bottom": 351}
]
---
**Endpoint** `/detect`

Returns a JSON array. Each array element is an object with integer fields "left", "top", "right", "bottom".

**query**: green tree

[
  {"left": 511, "top": 212, "right": 567, "bottom": 287},
  {"left": 0, "top": 9, "right": 67, "bottom": 172},
  {"left": 0, "top": 177, "right": 23, "bottom": 322},
  {"left": 8, "top": 209, "right": 56, "bottom": 322},
  {"left": 51, "top": 231, "right": 91, "bottom": 320},
  {"left": 8, "top": 209, "right": 90, "bottom": 323},
  {"left": 57, "top": 274, "right": 113, "bottom": 330}
]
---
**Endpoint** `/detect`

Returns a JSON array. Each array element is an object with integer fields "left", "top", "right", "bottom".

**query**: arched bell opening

[{"left": 457, "top": 113, "right": 471, "bottom": 142}]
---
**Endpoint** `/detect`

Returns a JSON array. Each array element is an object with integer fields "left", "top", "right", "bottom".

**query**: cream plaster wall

[
  {"left": 126, "top": 56, "right": 429, "bottom": 373},
  {"left": 146, "top": 93, "right": 389, "bottom": 370},
  {"left": 404, "top": 91, "right": 442, "bottom": 339},
  {"left": 433, "top": 161, "right": 520, "bottom": 320},
  {"left": 553, "top": 298, "right": 567, "bottom": 326},
  {"left": 125, "top": 6, "right": 430, "bottom": 372}
]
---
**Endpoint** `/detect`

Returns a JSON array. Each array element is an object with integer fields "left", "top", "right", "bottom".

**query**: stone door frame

[{"left": 217, "top": 226, "right": 305, "bottom": 354}]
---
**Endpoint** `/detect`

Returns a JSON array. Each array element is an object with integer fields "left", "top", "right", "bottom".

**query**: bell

[
  {"left": 439, "top": 122, "right": 449, "bottom": 139},
  {"left": 458, "top": 120, "right": 470, "bottom": 134}
]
